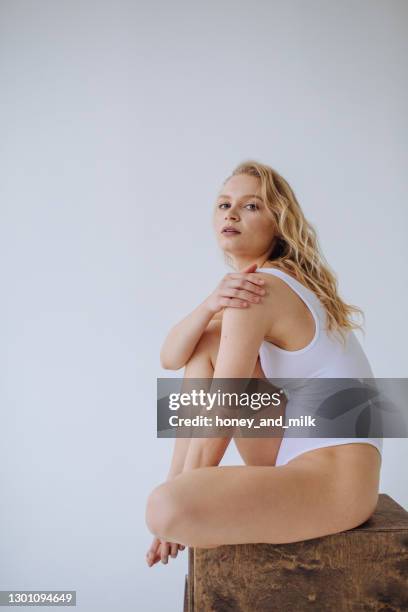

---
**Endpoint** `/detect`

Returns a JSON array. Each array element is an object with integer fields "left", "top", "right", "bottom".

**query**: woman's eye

[{"left": 217, "top": 202, "right": 258, "bottom": 210}]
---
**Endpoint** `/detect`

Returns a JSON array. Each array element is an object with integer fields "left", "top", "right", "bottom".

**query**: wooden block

[
  {"left": 183, "top": 575, "right": 188, "bottom": 612},
  {"left": 184, "top": 494, "right": 408, "bottom": 612}
]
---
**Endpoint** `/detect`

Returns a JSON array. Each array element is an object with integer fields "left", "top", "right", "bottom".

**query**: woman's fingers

[
  {"left": 220, "top": 287, "right": 265, "bottom": 306},
  {"left": 170, "top": 542, "right": 179, "bottom": 558},
  {"left": 146, "top": 537, "right": 161, "bottom": 567},
  {"left": 227, "top": 287, "right": 264, "bottom": 303},
  {"left": 228, "top": 272, "right": 265, "bottom": 286},
  {"left": 160, "top": 540, "right": 171, "bottom": 564},
  {"left": 240, "top": 279, "right": 266, "bottom": 293},
  {"left": 207, "top": 273, "right": 265, "bottom": 315},
  {"left": 229, "top": 278, "right": 266, "bottom": 295},
  {"left": 219, "top": 297, "right": 249, "bottom": 308},
  {"left": 222, "top": 277, "right": 266, "bottom": 302}
]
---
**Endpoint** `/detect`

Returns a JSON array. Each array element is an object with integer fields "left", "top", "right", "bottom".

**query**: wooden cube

[{"left": 183, "top": 493, "right": 408, "bottom": 611}]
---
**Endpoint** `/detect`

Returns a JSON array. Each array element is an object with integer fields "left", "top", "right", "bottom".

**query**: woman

[{"left": 145, "top": 160, "right": 382, "bottom": 567}]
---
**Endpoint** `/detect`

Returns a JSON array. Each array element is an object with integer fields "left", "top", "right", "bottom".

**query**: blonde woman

[{"left": 145, "top": 160, "right": 382, "bottom": 567}]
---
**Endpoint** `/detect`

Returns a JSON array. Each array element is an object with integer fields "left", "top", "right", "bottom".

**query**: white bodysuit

[{"left": 257, "top": 267, "right": 383, "bottom": 466}]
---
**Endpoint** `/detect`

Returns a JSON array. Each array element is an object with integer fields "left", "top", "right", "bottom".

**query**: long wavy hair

[{"left": 223, "top": 160, "right": 364, "bottom": 341}]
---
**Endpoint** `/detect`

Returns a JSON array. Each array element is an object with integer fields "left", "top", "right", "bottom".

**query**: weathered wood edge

[{"left": 188, "top": 546, "right": 194, "bottom": 612}]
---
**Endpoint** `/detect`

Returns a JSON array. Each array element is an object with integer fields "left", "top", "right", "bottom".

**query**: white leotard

[{"left": 257, "top": 267, "right": 383, "bottom": 466}]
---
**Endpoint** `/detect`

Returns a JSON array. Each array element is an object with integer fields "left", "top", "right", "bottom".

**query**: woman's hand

[
  {"left": 204, "top": 263, "right": 266, "bottom": 315},
  {"left": 146, "top": 536, "right": 186, "bottom": 567},
  {"left": 159, "top": 263, "right": 267, "bottom": 371}
]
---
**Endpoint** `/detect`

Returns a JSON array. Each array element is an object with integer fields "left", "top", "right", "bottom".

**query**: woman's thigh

[{"left": 146, "top": 443, "right": 380, "bottom": 548}]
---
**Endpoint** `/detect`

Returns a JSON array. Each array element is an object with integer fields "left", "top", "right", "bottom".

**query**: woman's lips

[{"left": 222, "top": 229, "right": 241, "bottom": 235}]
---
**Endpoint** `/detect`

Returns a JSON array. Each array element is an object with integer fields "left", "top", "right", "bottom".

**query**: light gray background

[{"left": 1, "top": 1, "right": 407, "bottom": 611}]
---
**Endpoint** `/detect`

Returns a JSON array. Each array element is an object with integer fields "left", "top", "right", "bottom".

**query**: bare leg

[
  {"left": 146, "top": 444, "right": 380, "bottom": 548},
  {"left": 180, "top": 320, "right": 283, "bottom": 467},
  {"left": 146, "top": 323, "right": 381, "bottom": 547},
  {"left": 166, "top": 321, "right": 222, "bottom": 479}
]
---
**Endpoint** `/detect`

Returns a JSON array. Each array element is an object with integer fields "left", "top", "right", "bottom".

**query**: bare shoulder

[
  {"left": 256, "top": 269, "right": 297, "bottom": 296},
  {"left": 208, "top": 269, "right": 294, "bottom": 320},
  {"left": 208, "top": 268, "right": 307, "bottom": 331},
  {"left": 211, "top": 272, "right": 289, "bottom": 327},
  {"left": 253, "top": 271, "right": 299, "bottom": 314},
  {"left": 256, "top": 269, "right": 315, "bottom": 319}
]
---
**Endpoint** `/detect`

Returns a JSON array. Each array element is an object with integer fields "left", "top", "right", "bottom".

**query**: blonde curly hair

[{"left": 223, "top": 160, "right": 364, "bottom": 342}]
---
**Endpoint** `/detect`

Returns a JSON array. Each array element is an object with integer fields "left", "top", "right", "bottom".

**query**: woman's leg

[
  {"left": 146, "top": 321, "right": 380, "bottom": 547},
  {"left": 164, "top": 323, "right": 219, "bottom": 481},
  {"left": 170, "top": 320, "right": 234, "bottom": 472},
  {"left": 173, "top": 319, "right": 283, "bottom": 468},
  {"left": 146, "top": 445, "right": 380, "bottom": 547}
]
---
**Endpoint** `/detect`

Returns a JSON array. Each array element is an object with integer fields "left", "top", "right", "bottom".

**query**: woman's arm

[
  {"left": 160, "top": 300, "right": 217, "bottom": 370},
  {"left": 160, "top": 265, "right": 266, "bottom": 370}
]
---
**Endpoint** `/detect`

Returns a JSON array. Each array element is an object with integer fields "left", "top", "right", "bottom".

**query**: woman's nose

[{"left": 225, "top": 210, "right": 239, "bottom": 220}]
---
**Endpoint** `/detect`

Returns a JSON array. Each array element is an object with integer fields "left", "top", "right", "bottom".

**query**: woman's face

[{"left": 213, "top": 174, "right": 277, "bottom": 264}]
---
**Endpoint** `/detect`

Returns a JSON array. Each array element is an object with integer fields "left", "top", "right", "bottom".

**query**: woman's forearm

[{"left": 160, "top": 299, "right": 216, "bottom": 370}]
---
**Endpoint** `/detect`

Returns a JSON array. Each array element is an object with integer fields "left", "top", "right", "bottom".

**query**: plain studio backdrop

[{"left": 1, "top": 1, "right": 407, "bottom": 611}]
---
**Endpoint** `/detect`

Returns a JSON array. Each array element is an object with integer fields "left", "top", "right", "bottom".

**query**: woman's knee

[
  {"left": 145, "top": 481, "right": 195, "bottom": 541},
  {"left": 145, "top": 483, "right": 177, "bottom": 538},
  {"left": 188, "top": 320, "right": 221, "bottom": 365}
]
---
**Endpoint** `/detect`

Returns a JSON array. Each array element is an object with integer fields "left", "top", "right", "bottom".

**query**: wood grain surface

[{"left": 183, "top": 494, "right": 408, "bottom": 612}]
